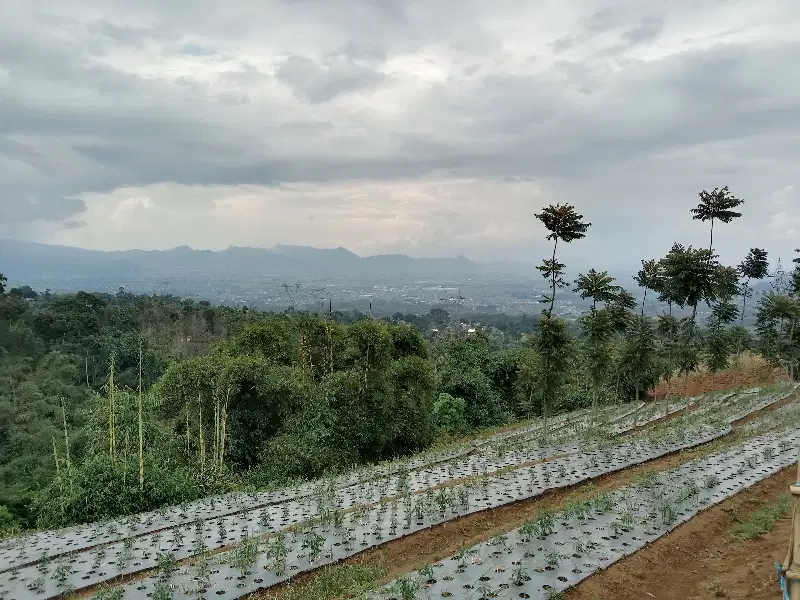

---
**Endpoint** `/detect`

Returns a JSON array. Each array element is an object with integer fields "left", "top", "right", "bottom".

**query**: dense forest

[{"left": 0, "top": 188, "right": 798, "bottom": 538}]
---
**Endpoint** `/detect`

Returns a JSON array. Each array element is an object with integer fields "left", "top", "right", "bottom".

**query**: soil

[{"left": 565, "top": 465, "right": 797, "bottom": 600}]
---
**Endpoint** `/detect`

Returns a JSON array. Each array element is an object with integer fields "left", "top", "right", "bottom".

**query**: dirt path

[{"left": 565, "top": 466, "right": 796, "bottom": 600}]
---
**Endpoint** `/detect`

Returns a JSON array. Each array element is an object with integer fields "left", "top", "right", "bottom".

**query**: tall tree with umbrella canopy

[{"left": 690, "top": 186, "right": 745, "bottom": 253}]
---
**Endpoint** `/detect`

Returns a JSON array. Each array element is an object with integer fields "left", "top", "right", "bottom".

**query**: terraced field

[{"left": 1, "top": 382, "right": 797, "bottom": 600}]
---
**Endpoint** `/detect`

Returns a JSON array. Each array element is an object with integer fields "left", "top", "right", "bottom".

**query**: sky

[{"left": 1, "top": 0, "right": 799, "bottom": 270}]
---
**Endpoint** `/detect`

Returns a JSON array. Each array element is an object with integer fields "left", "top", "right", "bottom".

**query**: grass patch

[
  {"left": 259, "top": 563, "right": 387, "bottom": 600},
  {"left": 730, "top": 495, "right": 793, "bottom": 541}
]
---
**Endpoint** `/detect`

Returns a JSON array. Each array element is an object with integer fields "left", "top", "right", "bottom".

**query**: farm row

[
  {"left": 2, "top": 383, "right": 795, "bottom": 600},
  {"left": 371, "top": 426, "right": 800, "bottom": 599}
]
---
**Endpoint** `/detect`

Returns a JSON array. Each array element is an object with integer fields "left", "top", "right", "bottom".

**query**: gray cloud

[
  {"left": 0, "top": 0, "right": 798, "bottom": 267},
  {"left": 274, "top": 54, "right": 387, "bottom": 103},
  {"left": 622, "top": 16, "right": 665, "bottom": 44}
]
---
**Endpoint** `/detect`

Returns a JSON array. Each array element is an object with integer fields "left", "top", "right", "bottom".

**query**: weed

[
  {"left": 731, "top": 495, "right": 792, "bottom": 541},
  {"left": 92, "top": 585, "right": 125, "bottom": 600}
]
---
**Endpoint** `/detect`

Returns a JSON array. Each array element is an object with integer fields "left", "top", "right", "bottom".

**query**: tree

[
  {"left": 658, "top": 244, "right": 722, "bottom": 394},
  {"left": 792, "top": 249, "right": 800, "bottom": 297},
  {"left": 578, "top": 308, "right": 614, "bottom": 421},
  {"left": 756, "top": 292, "right": 800, "bottom": 381},
  {"left": 573, "top": 269, "right": 619, "bottom": 310},
  {"left": 738, "top": 248, "right": 769, "bottom": 328},
  {"left": 534, "top": 204, "right": 591, "bottom": 316},
  {"left": 619, "top": 316, "right": 658, "bottom": 402},
  {"left": 9, "top": 285, "right": 37, "bottom": 300},
  {"left": 574, "top": 269, "right": 618, "bottom": 421},
  {"left": 690, "top": 186, "right": 745, "bottom": 252},
  {"left": 533, "top": 315, "right": 571, "bottom": 441},
  {"left": 770, "top": 259, "right": 793, "bottom": 295},
  {"left": 633, "top": 259, "right": 662, "bottom": 316},
  {"left": 658, "top": 244, "right": 720, "bottom": 328},
  {"left": 0, "top": 272, "right": 6, "bottom": 296},
  {"left": 704, "top": 296, "right": 739, "bottom": 390},
  {"left": 655, "top": 314, "right": 682, "bottom": 402}
]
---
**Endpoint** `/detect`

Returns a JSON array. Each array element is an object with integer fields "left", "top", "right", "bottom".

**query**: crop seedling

[
  {"left": 519, "top": 520, "right": 537, "bottom": 542},
  {"left": 155, "top": 550, "right": 178, "bottom": 580},
  {"left": 534, "top": 509, "right": 556, "bottom": 537},
  {"left": 192, "top": 533, "right": 209, "bottom": 556},
  {"left": 546, "top": 550, "right": 560, "bottom": 567},
  {"left": 232, "top": 535, "right": 260, "bottom": 576},
  {"left": 53, "top": 560, "right": 72, "bottom": 585},
  {"left": 172, "top": 526, "right": 185, "bottom": 548},
  {"left": 302, "top": 530, "right": 325, "bottom": 563},
  {"left": 489, "top": 533, "right": 508, "bottom": 550},
  {"left": 37, "top": 551, "right": 50, "bottom": 574},
  {"left": 418, "top": 563, "right": 435, "bottom": 583},
  {"left": 619, "top": 509, "right": 636, "bottom": 529},
  {"left": 258, "top": 509, "right": 270, "bottom": 528},
  {"left": 27, "top": 577, "right": 45, "bottom": 593},
  {"left": 659, "top": 499, "right": 678, "bottom": 526},
  {"left": 511, "top": 565, "right": 531, "bottom": 586},
  {"left": 572, "top": 539, "right": 585, "bottom": 555},
  {"left": 593, "top": 492, "right": 615, "bottom": 515},
  {"left": 455, "top": 546, "right": 469, "bottom": 571},
  {"left": 152, "top": 582, "right": 174, "bottom": 600},
  {"left": 267, "top": 535, "right": 288, "bottom": 575},
  {"left": 389, "top": 575, "right": 422, "bottom": 600},
  {"left": 195, "top": 552, "right": 212, "bottom": 591},
  {"left": 476, "top": 581, "right": 492, "bottom": 598}
]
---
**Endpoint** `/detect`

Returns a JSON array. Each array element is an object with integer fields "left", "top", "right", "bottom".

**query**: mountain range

[{"left": 0, "top": 239, "right": 534, "bottom": 284}]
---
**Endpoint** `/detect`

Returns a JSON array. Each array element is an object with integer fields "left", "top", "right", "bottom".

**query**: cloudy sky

[{"left": 1, "top": 0, "right": 799, "bottom": 269}]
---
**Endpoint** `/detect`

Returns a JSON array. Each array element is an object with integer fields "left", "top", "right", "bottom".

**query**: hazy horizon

[{"left": 1, "top": 0, "right": 799, "bottom": 269}]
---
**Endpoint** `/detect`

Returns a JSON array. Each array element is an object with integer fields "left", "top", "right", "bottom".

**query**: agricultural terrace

[{"left": 1, "top": 382, "right": 797, "bottom": 600}]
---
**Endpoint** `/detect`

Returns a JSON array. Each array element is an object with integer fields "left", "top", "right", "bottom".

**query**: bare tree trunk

[
  {"left": 548, "top": 238, "right": 559, "bottom": 317},
  {"left": 219, "top": 386, "right": 231, "bottom": 470},
  {"left": 138, "top": 339, "right": 144, "bottom": 492},
  {"left": 709, "top": 218, "right": 715, "bottom": 254},
  {"left": 198, "top": 393, "right": 205, "bottom": 472}
]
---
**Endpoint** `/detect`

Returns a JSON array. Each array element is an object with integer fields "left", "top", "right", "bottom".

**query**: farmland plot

[
  {"left": 0, "top": 385, "right": 794, "bottom": 600},
  {"left": 369, "top": 427, "right": 800, "bottom": 600},
  {"left": 0, "top": 402, "right": 645, "bottom": 565},
  {"left": 0, "top": 420, "right": 729, "bottom": 600}
]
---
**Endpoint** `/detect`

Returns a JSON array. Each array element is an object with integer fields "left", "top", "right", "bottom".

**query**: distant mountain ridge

[{"left": 0, "top": 239, "right": 498, "bottom": 282}]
